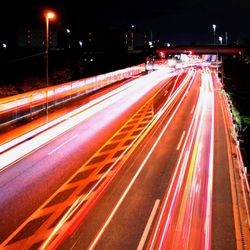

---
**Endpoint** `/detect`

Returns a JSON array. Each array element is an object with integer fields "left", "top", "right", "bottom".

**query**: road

[{"left": 0, "top": 65, "right": 238, "bottom": 249}]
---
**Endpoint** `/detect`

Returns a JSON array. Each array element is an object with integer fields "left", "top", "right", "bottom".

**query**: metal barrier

[{"left": 224, "top": 91, "right": 250, "bottom": 230}]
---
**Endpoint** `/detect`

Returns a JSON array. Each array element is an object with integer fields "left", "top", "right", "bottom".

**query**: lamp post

[
  {"left": 131, "top": 24, "right": 135, "bottom": 50},
  {"left": 219, "top": 36, "right": 223, "bottom": 45},
  {"left": 45, "top": 11, "right": 55, "bottom": 122},
  {"left": 218, "top": 36, "right": 223, "bottom": 77},
  {"left": 212, "top": 24, "right": 216, "bottom": 45},
  {"left": 66, "top": 28, "right": 71, "bottom": 49}
]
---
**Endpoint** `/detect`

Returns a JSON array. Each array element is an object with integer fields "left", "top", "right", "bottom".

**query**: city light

[
  {"left": 212, "top": 24, "right": 216, "bottom": 45},
  {"left": 46, "top": 11, "right": 55, "bottom": 19},
  {"left": 219, "top": 36, "right": 223, "bottom": 45},
  {"left": 45, "top": 10, "right": 56, "bottom": 122}
]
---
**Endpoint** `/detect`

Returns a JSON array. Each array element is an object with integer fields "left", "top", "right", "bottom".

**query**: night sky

[{"left": 1, "top": 0, "right": 250, "bottom": 45}]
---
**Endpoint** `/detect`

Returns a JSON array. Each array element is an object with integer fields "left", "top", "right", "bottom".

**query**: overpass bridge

[{"left": 156, "top": 44, "right": 250, "bottom": 56}]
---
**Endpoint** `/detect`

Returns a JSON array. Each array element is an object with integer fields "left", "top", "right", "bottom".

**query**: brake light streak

[
  {"left": 148, "top": 69, "right": 215, "bottom": 249},
  {"left": 86, "top": 70, "right": 195, "bottom": 250},
  {"left": 149, "top": 87, "right": 202, "bottom": 249},
  {"left": 33, "top": 69, "right": 194, "bottom": 249},
  {"left": 1, "top": 68, "right": 195, "bottom": 249}
]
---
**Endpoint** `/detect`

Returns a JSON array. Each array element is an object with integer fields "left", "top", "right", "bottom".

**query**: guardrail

[
  {"left": 224, "top": 91, "right": 250, "bottom": 230},
  {"left": 236, "top": 140, "right": 250, "bottom": 229},
  {"left": 0, "top": 63, "right": 145, "bottom": 129}
]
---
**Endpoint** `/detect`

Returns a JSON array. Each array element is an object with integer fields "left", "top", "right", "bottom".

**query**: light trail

[
  {"left": 85, "top": 69, "right": 196, "bottom": 250},
  {"left": 147, "top": 68, "right": 215, "bottom": 250},
  {"left": 0, "top": 69, "right": 177, "bottom": 171},
  {"left": 41, "top": 68, "right": 196, "bottom": 250},
  {"left": 0, "top": 69, "right": 167, "bottom": 153},
  {"left": 0, "top": 64, "right": 145, "bottom": 116},
  {"left": 148, "top": 71, "right": 202, "bottom": 249},
  {"left": 1, "top": 68, "right": 194, "bottom": 250}
]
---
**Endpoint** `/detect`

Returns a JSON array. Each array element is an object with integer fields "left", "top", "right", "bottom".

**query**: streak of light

[
  {"left": 0, "top": 70, "right": 152, "bottom": 153},
  {"left": 204, "top": 68, "right": 215, "bottom": 250},
  {"left": 86, "top": 69, "right": 196, "bottom": 250},
  {"left": 0, "top": 69, "right": 177, "bottom": 170},
  {"left": 149, "top": 90, "right": 202, "bottom": 248},
  {"left": 148, "top": 69, "right": 215, "bottom": 249},
  {"left": 39, "top": 69, "right": 186, "bottom": 249},
  {"left": 40, "top": 68, "right": 195, "bottom": 249}
]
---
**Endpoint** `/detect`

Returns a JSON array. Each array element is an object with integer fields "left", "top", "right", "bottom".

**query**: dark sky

[{"left": 1, "top": 0, "right": 250, "bottom": 45}]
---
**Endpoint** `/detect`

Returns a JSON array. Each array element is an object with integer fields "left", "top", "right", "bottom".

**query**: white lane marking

[
  {"left": 48, "top": 134, "right": 78, "bottom": 155},
  {"left": 70, "top": 238, "right": 80, "bottom": 250},
  {"left": 190, "top": 105, "right": 195, "bottom": 114},
  {"left": 176, "top": 130, "right": 186, "bottom": 150},
  {"left": 137, "top": 199, "right": 161, "bottom": 250}
]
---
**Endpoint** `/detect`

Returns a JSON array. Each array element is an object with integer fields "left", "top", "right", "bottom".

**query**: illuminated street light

[
  {"left": 66, "top": 28, "right": 71, "bottom": 49},
  {"left": 2, "top": 43, "right": 7, "bottom": 49},
  {"left": 219, "top": 36, "right": 223, "bottom": 45},
  {"left": 131, "top": 24, "right": 135, "bottom": 49},
  {"left": 212, "top": 24, "right": 216, "bottom": 45},
  {"left": 219, "top": 36, "right": 223, "bottom": 63},
  {"left": 79, "top": 41, "right": 83, "bottom": 48},
  {"left": 45, "top": 10, "right": 55, "bottom": 122}
]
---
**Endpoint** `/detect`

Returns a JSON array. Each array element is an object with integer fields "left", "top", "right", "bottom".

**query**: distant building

[{"left": 18, "top": 28, "right": 58, "bottom": 47}]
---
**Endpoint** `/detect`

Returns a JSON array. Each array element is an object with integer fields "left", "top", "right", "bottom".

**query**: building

[{"left": 18, "top": 28, "right": 58, "bottom": 48}]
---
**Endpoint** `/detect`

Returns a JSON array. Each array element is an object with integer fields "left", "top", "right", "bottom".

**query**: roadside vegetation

[{"left": 223, "top": 57, "right": 250, "bottom": 170}]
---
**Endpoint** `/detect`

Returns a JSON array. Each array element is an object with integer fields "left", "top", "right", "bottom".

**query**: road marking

[
  {"left": 48, "top": 134, "right": 78, "bottom": 155},
  {"left": 137, "top": 199, "right": 160, "bottom": 250},
  {"left": 190, "top": 105, "right": 195, "bottom": 114},
  {"left": 164, "top": 90, "right": 168, "bottom": 96},
  {"left": 176, "top": 130, "right": 186, "bottom": 150},
  {"left": 70, "top": 238, "right": 80, "bottom": 250}
]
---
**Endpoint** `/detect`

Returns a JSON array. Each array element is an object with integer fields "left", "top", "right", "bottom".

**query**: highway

[{"left": 0, "top": 64, "right": 239, "bottom": 249}]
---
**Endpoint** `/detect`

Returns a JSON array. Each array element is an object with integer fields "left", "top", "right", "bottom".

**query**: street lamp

[
  {"left": 218, "top": 36, "right": 223, "bottom": 63},
  {"left": 131, "top": 24, "right": 135, "bottom": 49},
  {"left": 219, "top": 36, "right": 223, "bottom": 45},
  {"left": 212, "top": 24, "right": 216, "bottom": 45},
  {"left": 45, "top": 10, "right": 55, "bottom": 121},
  {"left": 66, "top": 28, "right": 71, "bottom": 49}
]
